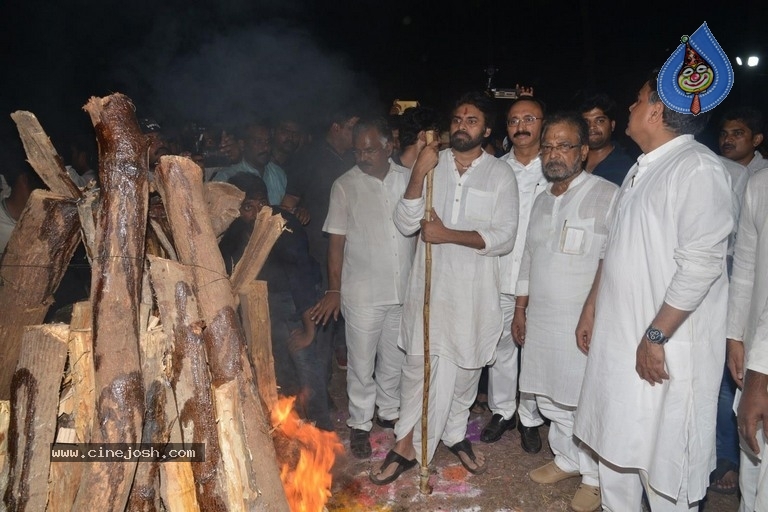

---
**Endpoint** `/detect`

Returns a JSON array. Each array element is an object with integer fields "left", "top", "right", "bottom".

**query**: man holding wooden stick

[{"left": 370, "top": 91, "right": 518, "bottom": 484}]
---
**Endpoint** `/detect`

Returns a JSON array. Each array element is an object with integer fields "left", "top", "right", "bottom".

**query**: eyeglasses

[
  {"left": 507, "top": 116, "right": 540, "bottom": 127},
  {"left": 540, "top": 143, "right": 582, "bottom": 154}
]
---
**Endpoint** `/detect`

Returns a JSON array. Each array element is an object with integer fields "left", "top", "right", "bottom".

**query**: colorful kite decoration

[{"left": 658, "top": 22, "right": 734, "bottom": 115}]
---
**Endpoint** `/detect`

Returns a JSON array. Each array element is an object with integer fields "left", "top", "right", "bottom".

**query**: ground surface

[{"left": 324, "top": 366, "right": 740, "bottom": 512}]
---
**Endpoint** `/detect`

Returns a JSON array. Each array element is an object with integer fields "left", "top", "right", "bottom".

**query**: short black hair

[
  {"left": 646, "top": 69, "right": 710, "bottom": 136},
  {"left": 542, "top": 112, "right": 590, "bottom": 146},
  {"left": 398, "top": 106, "right": 440, "bottom": 148},
  {"left": 720, "top": 107, "right": 765, "bottom": 136},
  {"left": 227, "top": 172, "right": 268, "bottom": 201},
  {"left": 579, "top": 93, "right": 617, "bottom": 120},
  {"left": 454, "top": 91, "right": 497, "bottom": 130}
]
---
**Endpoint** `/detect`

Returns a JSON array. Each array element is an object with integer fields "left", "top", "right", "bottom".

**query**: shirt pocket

[
  {"left": 464, "top": 188, "right": 495, "bottom": 223},
  {"left": 556, "top": 218, "right": 594, "bottom": 256}
]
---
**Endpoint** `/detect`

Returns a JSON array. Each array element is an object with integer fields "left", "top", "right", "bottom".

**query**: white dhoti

[
  {"left": 394, "top": 354, "right": 481, "bottom": 464},
  {"left": 599, "top": 459, "right": 697, "bottom": 512},
  {"left": 536, "top": 395, "right": 597, "bottom": 486},
  {"left": 343, "top": 303, "right": 405, "bottom": 431},
  {"left": 488, "top": 293, "right": 544, "bottom": 426}
]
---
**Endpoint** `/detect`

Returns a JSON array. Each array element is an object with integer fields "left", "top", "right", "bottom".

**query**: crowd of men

[{"left": 1, "top": 69, "right": 768, "bottom": 511}]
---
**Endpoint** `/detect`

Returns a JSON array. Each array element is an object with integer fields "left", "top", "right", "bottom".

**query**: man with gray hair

[{"left": 574, "top": 71, "right": 733, "bottom": 511}]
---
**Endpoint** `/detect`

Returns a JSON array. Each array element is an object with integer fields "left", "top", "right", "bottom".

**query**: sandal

[
  {"left": 709, "top": 458, "right": 739, "bottom": 495},
  {"left": 447, "top": 438, "right": 488, "bottom": 475},
  {"left": 369, "top": 449, "right": 418, "bottom": 485}
]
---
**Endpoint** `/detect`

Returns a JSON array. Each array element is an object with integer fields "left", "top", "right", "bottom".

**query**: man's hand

[
  {"left": 421, "top": 209, "right": 447, "bottom": 244},
  {"left": 291, "top": 206, "right": 310, "bottom": 225},
  {"left": 737, "top": 370, "right": 768, "bottom": 456},
  {"left": 576, "top": 303, "right": 595, "bottom": 355},
  {"left": 635, "top": 337, "right": 669, "bottom": 385},
  {"left": 412, "top": 141, "right": 439, "bottom": 179},
  {"left": 511, "top": 308, "right": 526, "bottom": 346},
  {"left": 727, "top": 338, "right": 745, "bottom": 389},
  {"left": 309, "top": 292, "right": 340, "bottom": 326}
]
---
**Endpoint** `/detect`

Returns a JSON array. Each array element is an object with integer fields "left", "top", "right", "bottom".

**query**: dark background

[{"left": 0, "top": 0, "right": 765, "bottom": 154}]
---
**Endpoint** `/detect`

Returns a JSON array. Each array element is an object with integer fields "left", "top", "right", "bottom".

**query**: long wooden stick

[{"left": 419, "top": 131, "right": 436, "bottom": 495}]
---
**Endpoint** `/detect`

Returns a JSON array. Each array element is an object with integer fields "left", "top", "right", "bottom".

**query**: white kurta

[
  {"left": 574, "top": 135, "right": 733, "bottom": 501},
  {"left": 728, "top": 168, "right": 768, "bottom": 372},
  {"left": 323, "top": 161, "right": 416, "bottom": 306},
  {"left": 394, "top": 149, "right": 518, "bottom": 368},
  {"left": 517, "top": 172, "right": 618, "bottom": 406}
]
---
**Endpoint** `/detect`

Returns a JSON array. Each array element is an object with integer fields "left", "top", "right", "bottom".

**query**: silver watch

[{"left": 645, "top": 326, "right": 669, "bottom": 345}]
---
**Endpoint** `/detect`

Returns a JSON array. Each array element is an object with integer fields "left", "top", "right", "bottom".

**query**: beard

[
  {"left": 450, "top": 130, "right": 485, "bottom": 152},
  {"left": 543, "top": 159, "right": 582, "bottom": 183}
]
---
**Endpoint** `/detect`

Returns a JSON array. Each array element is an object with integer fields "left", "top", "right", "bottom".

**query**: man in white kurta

[
  {"left": 726, "top": 167, "right": 768, "bottom": 510},
  {"left": 514, "top": 113, "right": 618, "bottom": 512},
  {"left": 482, "top": 97, "right": 548, "bottom": 448},
  {"left": 370, "top": 92, "right": 518, "bottom": 484},
  {"left": 314, "top": 119, "right": 415, "bottom": 459},
  {"left": 573, "top": 74, "right": 733, "bottom": 511}
]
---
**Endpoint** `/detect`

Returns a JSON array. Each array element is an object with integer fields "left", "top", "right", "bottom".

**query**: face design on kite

[{"left": 678, "top": 62, "right": 714, "bottom": 94}]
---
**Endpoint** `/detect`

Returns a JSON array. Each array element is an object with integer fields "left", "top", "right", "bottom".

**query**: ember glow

[{"left": 271, "top": 396, "right": 343, "bottom": 512}]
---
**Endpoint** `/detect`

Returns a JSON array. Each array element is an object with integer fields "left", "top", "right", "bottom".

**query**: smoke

[{"left": 113, "top": 21, "right": 375, "bottom": 131}]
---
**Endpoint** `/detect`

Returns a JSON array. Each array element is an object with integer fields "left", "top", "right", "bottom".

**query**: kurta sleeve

[
  {"left": 727, "top": 177, "right": 758, "bottom": 341},
  {"left": 515, "top": 232, "right": 532, "bottom": 297},
  {"left": 394, "top": 195, "right": 425, "bottom": 236},
  {"left": 663, "top": 156, "right": 733, "bottom": 311},
  {"left": 322, "top": 179, "right": 348, "bottom": 235},
  {"left": 476, "top": 170, "right": 519, "bottom": 257},
  {"left": 746, "top": 295, "right": 768, "bottom": 374}
]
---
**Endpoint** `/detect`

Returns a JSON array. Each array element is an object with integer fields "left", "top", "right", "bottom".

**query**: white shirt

[
  {"left": 499, "top": 151, "right": 547, "bottom": 294},
  {"left": 575, "top": 135, "right": 733, "bottom": 500},
  {"left": 728, "top": 168, "right": 768, "bottom": 375},
  {"left": 517, "top": 172, "right": 618, "bottom": 406},
  {"left": 323, "top": 161, "right": 416, "bottom": 306},
  {"left": 394, "top": 149, "right": 518, "bottom": 368}
]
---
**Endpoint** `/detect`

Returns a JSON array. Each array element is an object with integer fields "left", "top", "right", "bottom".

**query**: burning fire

[{"left": 271, "top": 396, "right": 343, "bottom": 512}]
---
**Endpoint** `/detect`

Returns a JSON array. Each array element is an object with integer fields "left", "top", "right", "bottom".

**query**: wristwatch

[{"left": 645, "top": 326, "right": 669, "bottom": 345}]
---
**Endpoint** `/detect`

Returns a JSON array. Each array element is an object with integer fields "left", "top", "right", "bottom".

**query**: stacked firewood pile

[{"left": 0, "top": 94, "right": 297, "bottom": 511}]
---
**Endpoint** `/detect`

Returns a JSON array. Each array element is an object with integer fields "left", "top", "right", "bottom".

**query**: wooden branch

[
  {"left": 3, "top": 324, "right": 69, "bottom": 511},
  {"left": 47, "top": 302, "right": 94, "bottom": 512},
  {"left": 239, "top": 280, "right": 277, "bottom": 410},
  {"left": 148, "top": 256, "right": 227, "bottom": 510},
  {"left": 10, "top": 111, "right": 83, "bottom": 199},
  {"left": 204, "top": 181, "right": 244, "bottom": 238},
  {"left": 0, "top": 401, "right": 9, "bottom": 499},
  {"left": 72, "top": 93, "right": 149, "bottom": 512},
  {"left": 0, "top": 190, "right": 81, "bottom": 399},
  {"left": 76, "top": 188, "right": 99, "bottom": 263},
  {"left": 155, "top": 155, "right": 289, "bottom": 512},
  {"left": 230, "top": 206, "right": 286, "bottom": 293}
]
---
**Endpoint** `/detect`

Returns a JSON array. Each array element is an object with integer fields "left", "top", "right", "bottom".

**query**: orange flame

[{"left": 271, "top": 396, "right": 343, "bottom": 512}]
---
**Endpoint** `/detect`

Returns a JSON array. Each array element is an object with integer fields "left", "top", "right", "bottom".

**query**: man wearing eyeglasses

[
  {"left": 512, "top": 112, "right": 618, "bottom": 512},
  {"left": 574, "top": 71, "right": 733, "bottom": 511},
  {"left": 312, "top": 118, "right": 415, "bottom": 460},
  {"left": 481, "top": 97, "right": 547, "bottom": 453},
  {"left": 579, "top": 93, "right": 637, "bottom": 186}
]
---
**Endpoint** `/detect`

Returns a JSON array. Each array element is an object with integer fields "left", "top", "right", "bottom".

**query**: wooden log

[
  {"left": 230, "top": 207, "right": 286, "bottom": 294},
  {"left": 47, "top": 302, "right": 94, "bottom": 512},
  {"left": 76, "top": 188, "right": 99, "bottom": 262},
  {"left": 3, "top": 324, "right": 69, "bottom": 511},
  {"left": 239, "top": 280, "right": 277, "bottom": 411},
  {"left": 0, "top": 190, "right": 81, "bottom": 399},
  {"left": 155, "top": 155, "right": 289, "bottom": 512},
  {"left": 159, "top": 460, "right": 199, "bottom": 512},
  {"left": 127, "top": 285, "right": 173, "bottom": 512},
  {"left": 148, "top": 255, "right": 227, "bottom": 510},
  {"left": 0, "top": 401, "right": 10, "bottom": 499},
  {"left": 10, "top": 111, "right": 82, "bottom": 200},
  {"left": 71, "top": 93, "right": 149, "bottom": 512},
  {"left": 204, "top": 181, "right": 244, "bottom": 238}
]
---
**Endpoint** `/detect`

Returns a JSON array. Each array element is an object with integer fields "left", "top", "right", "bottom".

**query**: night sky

[{"left": 1, "top": 0, "right": 766, "bottom": 153}]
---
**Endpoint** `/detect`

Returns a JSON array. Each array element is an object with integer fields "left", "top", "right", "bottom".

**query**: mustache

[
  {"left": 513, "top": 131, "right": 532, "bottom": 138},
  {"left": 721, "top": 144, "right": 735, "bottom": 150}
]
